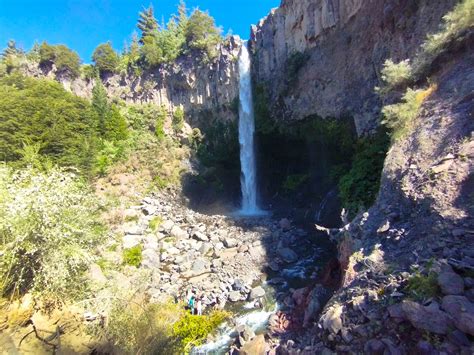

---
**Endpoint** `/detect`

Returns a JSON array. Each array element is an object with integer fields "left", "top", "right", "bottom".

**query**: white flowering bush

[{"left": 0, "top": 164, "right": 104, "bottom": 300}]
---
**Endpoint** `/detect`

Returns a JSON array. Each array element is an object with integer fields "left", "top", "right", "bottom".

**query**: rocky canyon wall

[
  {"left": 250, "top": 0, "right": 458, "bottom": 135},
  {"left": 23, "top": 38, "right": 242, "bottom": 124}
]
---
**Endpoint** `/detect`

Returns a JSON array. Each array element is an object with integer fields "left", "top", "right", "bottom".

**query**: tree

[
  {"left": 184, "top": 10, "right": 222, "bottom": 62},
  {"left": 39, "top": 42, "right": 81, "bottom": 78},
  {"left": 92, "top": 42, "right": 120, "bottom": 75},
  {"left": 137, "top": 6, "right": 158, "bottom": 42},
  {"left": 92, "top": 81, "right": 109, "bottom": 135},
  {"left": 2, "top": 40, "right": 21, "bottom": 58}
]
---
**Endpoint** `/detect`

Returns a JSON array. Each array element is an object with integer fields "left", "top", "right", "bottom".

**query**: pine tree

[
  {"left": 92, "top": 42, "right": 119, "bottom": 74},
  {"left": 2, "top": 40, "right": 20, "bottom": 58},
  {"left": 92, "top": 81, "right": 109, "bottom": 136},
  {"left": 137, "top": 6, "right": 158, "bottom": 43}
]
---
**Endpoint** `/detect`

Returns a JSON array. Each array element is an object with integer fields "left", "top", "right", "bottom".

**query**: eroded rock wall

[
  {"left": 250, "top": 0, "right": 458, "bottom": 134},
  {"left": 24, "top": 39, "right": 242, "bottom": 123}
]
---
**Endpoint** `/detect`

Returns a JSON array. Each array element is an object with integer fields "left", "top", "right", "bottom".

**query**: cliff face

[
  {"left": 250, "top": 0, "right": 458, "bottom": 134},
  {"left": 24, "top": 39, "right": 242, "bottom": 123}
]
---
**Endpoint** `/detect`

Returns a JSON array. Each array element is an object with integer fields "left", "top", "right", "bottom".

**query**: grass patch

[
  {"left": 122, "top": 246, "right": 142, "bottom": 267},
  {"left": 149, "top": 216, "right": 163, "bottom": 231}
]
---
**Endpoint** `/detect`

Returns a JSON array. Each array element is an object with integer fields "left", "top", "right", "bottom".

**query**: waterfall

[{"left": 238, "top": 42, "right": 261, "bottom": 215}]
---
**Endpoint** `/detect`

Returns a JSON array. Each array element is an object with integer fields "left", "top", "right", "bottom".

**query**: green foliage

[
  {"left": 122, "top": 246, "right": 142, "bottom": 267},
  {"left": 39, "top": 42, "right": 81, "bottom": 78},
  {"left": 92, "top": 81, "right": 128, "bottom": 141},
  {"left": 381, "top": 85, "right": 435, "bottom": 140},
  {"left": 282, "top": 174, "right": 309, "bottom": 192},
  {"left": 414, "top": 0, "right": 474, "bottom": 75},
  {"left": 376, "top": 59, "right": 412, "bottom": 93},
  {"left": 172, "top": 310, "right": 230, "bottom": 351},
  {"left": 172, "top": 106, "right": 185, "bottom": 132},
  {"left": 254, "top": 84, "right": 274, "bottom": 135},
  {"left": 0, "top": 165, "right": 104, "bottom": 299},
  {"left": 286, "top": 51, "right": 310, "bottom": 86},
  {"left": 184, "top": 9, "right": 222, "bottom": 62},
  {"left": 2, "top": 40, "right": 22, "bottom": 58},
  {"left": 149, "top": 216, "right": 163, "bottom": 231},
  {"left": 338, "top": 129, "right": 390, "bottom": 217},
  {"left": 99, "top": 300, "right": 184, "bottom": 354},
  {"left": 0, "top": 74, "right": 97, "bottom": 173},
  {"left": 94, "top": 139, "right": 127, "bottom": 176},
  {"left": 81, "top": 64, "right": 98, "bottom": 80},
  {"left": 406, "top": 272, "right": 440, "bottom": 301},
  {"left": 137, "top": 6, "right": 159, "bottom": 42},
  {"left": 92, "top": 42, "right": 120, "bottom": 75}
]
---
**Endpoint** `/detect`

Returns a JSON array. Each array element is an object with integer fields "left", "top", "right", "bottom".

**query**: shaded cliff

[{"left": 250, "top": 0, "right": 458, "bottom": 135}]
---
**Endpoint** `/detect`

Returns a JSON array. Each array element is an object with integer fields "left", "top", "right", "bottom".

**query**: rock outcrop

[
  {"left": 250, "top": 0, "right": 458, "bottom": 134},
  {"left": 23, "top": 38, "right": 242, "bottom": 123}
]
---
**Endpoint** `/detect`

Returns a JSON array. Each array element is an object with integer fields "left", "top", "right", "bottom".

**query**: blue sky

[{"left": 0, "top": 0, "right": 280, "bottom": 62}]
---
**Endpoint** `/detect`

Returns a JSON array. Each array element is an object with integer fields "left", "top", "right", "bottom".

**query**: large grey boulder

[
  {"left": 170, "top": 225, "right": 188, "bottom": 239},
  {"left": 277, "top": 247, "right": 298, "bottom": 263},
  {"left": 249, "top": 286, "right": 266, "bottom": 300},
  {"left": 441, "top": 295, "right": 474, "bottom": 335},
  {"left": 401, "top": 300, "right": 451, "bottom": 335},
  {"left": 123, "top": 234, "right": 141, "bottom": 249},
  {"left": 229, "top": 291, "right": 242, "bottom": 302},
  {"left": 437, "top": 270, "right": 464, "bottom": 295}
]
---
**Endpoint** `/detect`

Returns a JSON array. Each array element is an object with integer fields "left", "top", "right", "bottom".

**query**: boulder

[
  {"left": 123, "top": 234, "right": 141, "bottom": 249},
  {"left": 249, "top": 286, "right": 266, "bottom": 300},
  {"left": 191, "top": 259, "right": 208, "bottom": 274},
  {"left": 279, "top": 218, "right": 291, "bottom": 231},
  {"left": 193, "top": 231, "right": 209, "bottom": 242},
  {"left": 124, "top": 224, "right": 143, "bottom": 235},
  {"left": 437, "top": 271, "right": 464, "bottom": 295},
  {"left": 441, "top": 295, "right": 474, "bottom": 335},
  {"left": 238, "top": 334, "right": 266, "bottom": 355},
  {"left": 170, "top": 225, "right": 188, "bottom": 239},
  {"left": 364, "top": 339, "right": 385, "bottom": 355},
  {"left": 229, "top": 291, "right": 242, "bottom": 302},
  {"left": 277, "top": 248, "right": 298, "bottom": 263},
  {"left": 89, "top": 263, "right": 107, "bottom": 284},
  {"left": 401, "top": 300, "right": 451, "bottom": 334},
  {"left": 160, "top": 220, "right": 174, "bottom": 232},
  {"left": 223, "top": 237, "right": 238, "bottom": 248},
  {"left": 142, "top": 249, "right": 161, "bottom": 269}
]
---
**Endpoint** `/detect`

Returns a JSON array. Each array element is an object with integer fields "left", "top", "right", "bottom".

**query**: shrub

[
  {"left": 39, "top": 42, "right": 81, "bottom": 78},
  {"left": 94, "top": 139, "right": 126, "bottom": 176},
  {"left": 381, "top": 85, "right": 436, "bottom": 140},
  {"left": 81, "top": 64, "right": 98, "bottom": 80},
  {"left": 286, "top": 51, "right": 310, "bottom": 86},
  {"left": 376, "top": 59, "right": 412, "bottom": 93},
  {"left": 0, "top": 74, "right": 97, "bottom": 173},
  {"left": 172, "top": 310, "right": 231, "bottom": 352},
  {"left": 99, "top": 300, "right": 184, "bottom": 354},
  {"left": 406, "top": 272, "right": 440, "bottom": 301},
  {"left": 149, "top": 216, "right": 163, "bottom": 231},
  {"left": 92, "top": 42, "right": 120, "bottom": 75},
  {"left": 0, "top": 165, "right": 104, "bottom": 299},
  {"left": 122, "top": 246, "right": 142, "bottom": 267},
  {"left": 338, "top": 129, "right": 390, "bottom": 218},
  {"left": 172, "top": 106, "right": 185, "bottom": 132},
  {"left": 282, "top": 174, "right": 309, "bottom": 192}
]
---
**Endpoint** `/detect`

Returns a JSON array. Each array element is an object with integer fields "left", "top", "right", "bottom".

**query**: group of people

[{"left": 187, "top": 292, "right": 203, "bottom": 315}]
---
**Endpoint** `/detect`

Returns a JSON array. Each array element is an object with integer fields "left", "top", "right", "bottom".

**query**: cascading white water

[{"left": 238, "top": 42, "right": 260, "bottom": 214}]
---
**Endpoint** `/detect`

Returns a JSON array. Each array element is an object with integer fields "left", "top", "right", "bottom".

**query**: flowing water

[{"left": 238, "top": 42, "right": 263, "bottom": 215}]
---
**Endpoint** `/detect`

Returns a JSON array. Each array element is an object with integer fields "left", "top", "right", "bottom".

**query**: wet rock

[
  {"left": 438, "top": 270, "right": 464, "bottom": 295},
  {"left": 448, "top": 329, "right": 471, "bottom": 347},
  {"left": 401, "top": 300, "right": 451, "bottom": 334},
  {"left": 238, "top": 334, "right": 266, "bottom": 355},
  {"left": 321, "top": 304, "right": 343, "bottom": 334},
  {"left": 277, "top": 247, "right": 298, "bottom": 263},
  {"left": 279, "top": 218, "right": 291, "bottom": 231},
  {"left": 364, "top": 339, "right": 385, "bottom": 355},
  {"left": 441, "top": 295, "right": 474, "bottom": 335},
  {"left": 249, "top": 286, "right": 266, "bottom": 300}
]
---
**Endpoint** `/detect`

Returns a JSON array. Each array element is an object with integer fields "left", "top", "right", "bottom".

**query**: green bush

[
  {"left": 39, "top": 42, "right": 81, "bottom": 78},
  {"left": 0, "top": 165, "right": 104, "bottom": 299},
  {"left": 184, "top": 9, "right": 222, "bottom": 62},
  {"left": 0, "top": 74, "right": 97, "bottom": 173},
  {"left": 172, "top": 106, "right": 185, "bottom": 132},
  {"left": 81, "top": 64, "right": 98, "bottom": 80},
  {"left": 406, "top": 272, "right": 440, "bottom": 301},
  {"left": 286, "top": 51, "right": 310, "bottom": 86},
  {"left": 338, "top": 129, "right": 390, "bottom": 218},
  {"left": 282, "top": 174, "right": 309, "bottom": 192},
  {"left": 381, "top": 85, "right": 436, "bottom": 140},
  {"left": 149, "top": 216, "right": 163, "bottom": 231},
  {"left": 172, "top": 310, "right": 230, "bottom": 351},
  {"left": 92, "top": 42, "right": 120, "bottom": 75},
  {"left": 122, "top": 246, "right": 142, "bottom": 267},
  {"left": 99, "top": 300, "right": 184, "bottom": 354},
  {"left": 376, "top": 59, "right": 412, "bottom": 93},
  {"left": 94, "top": 139, "right": 127, "bottom": 176}
]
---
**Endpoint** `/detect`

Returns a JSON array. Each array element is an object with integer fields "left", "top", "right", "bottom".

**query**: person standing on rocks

[
  {"left": 196, "top": 298, "right": 203, "bottom": 316},
  {"left": 188, "top": 294, "right": 195, "bottom": 315}
]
